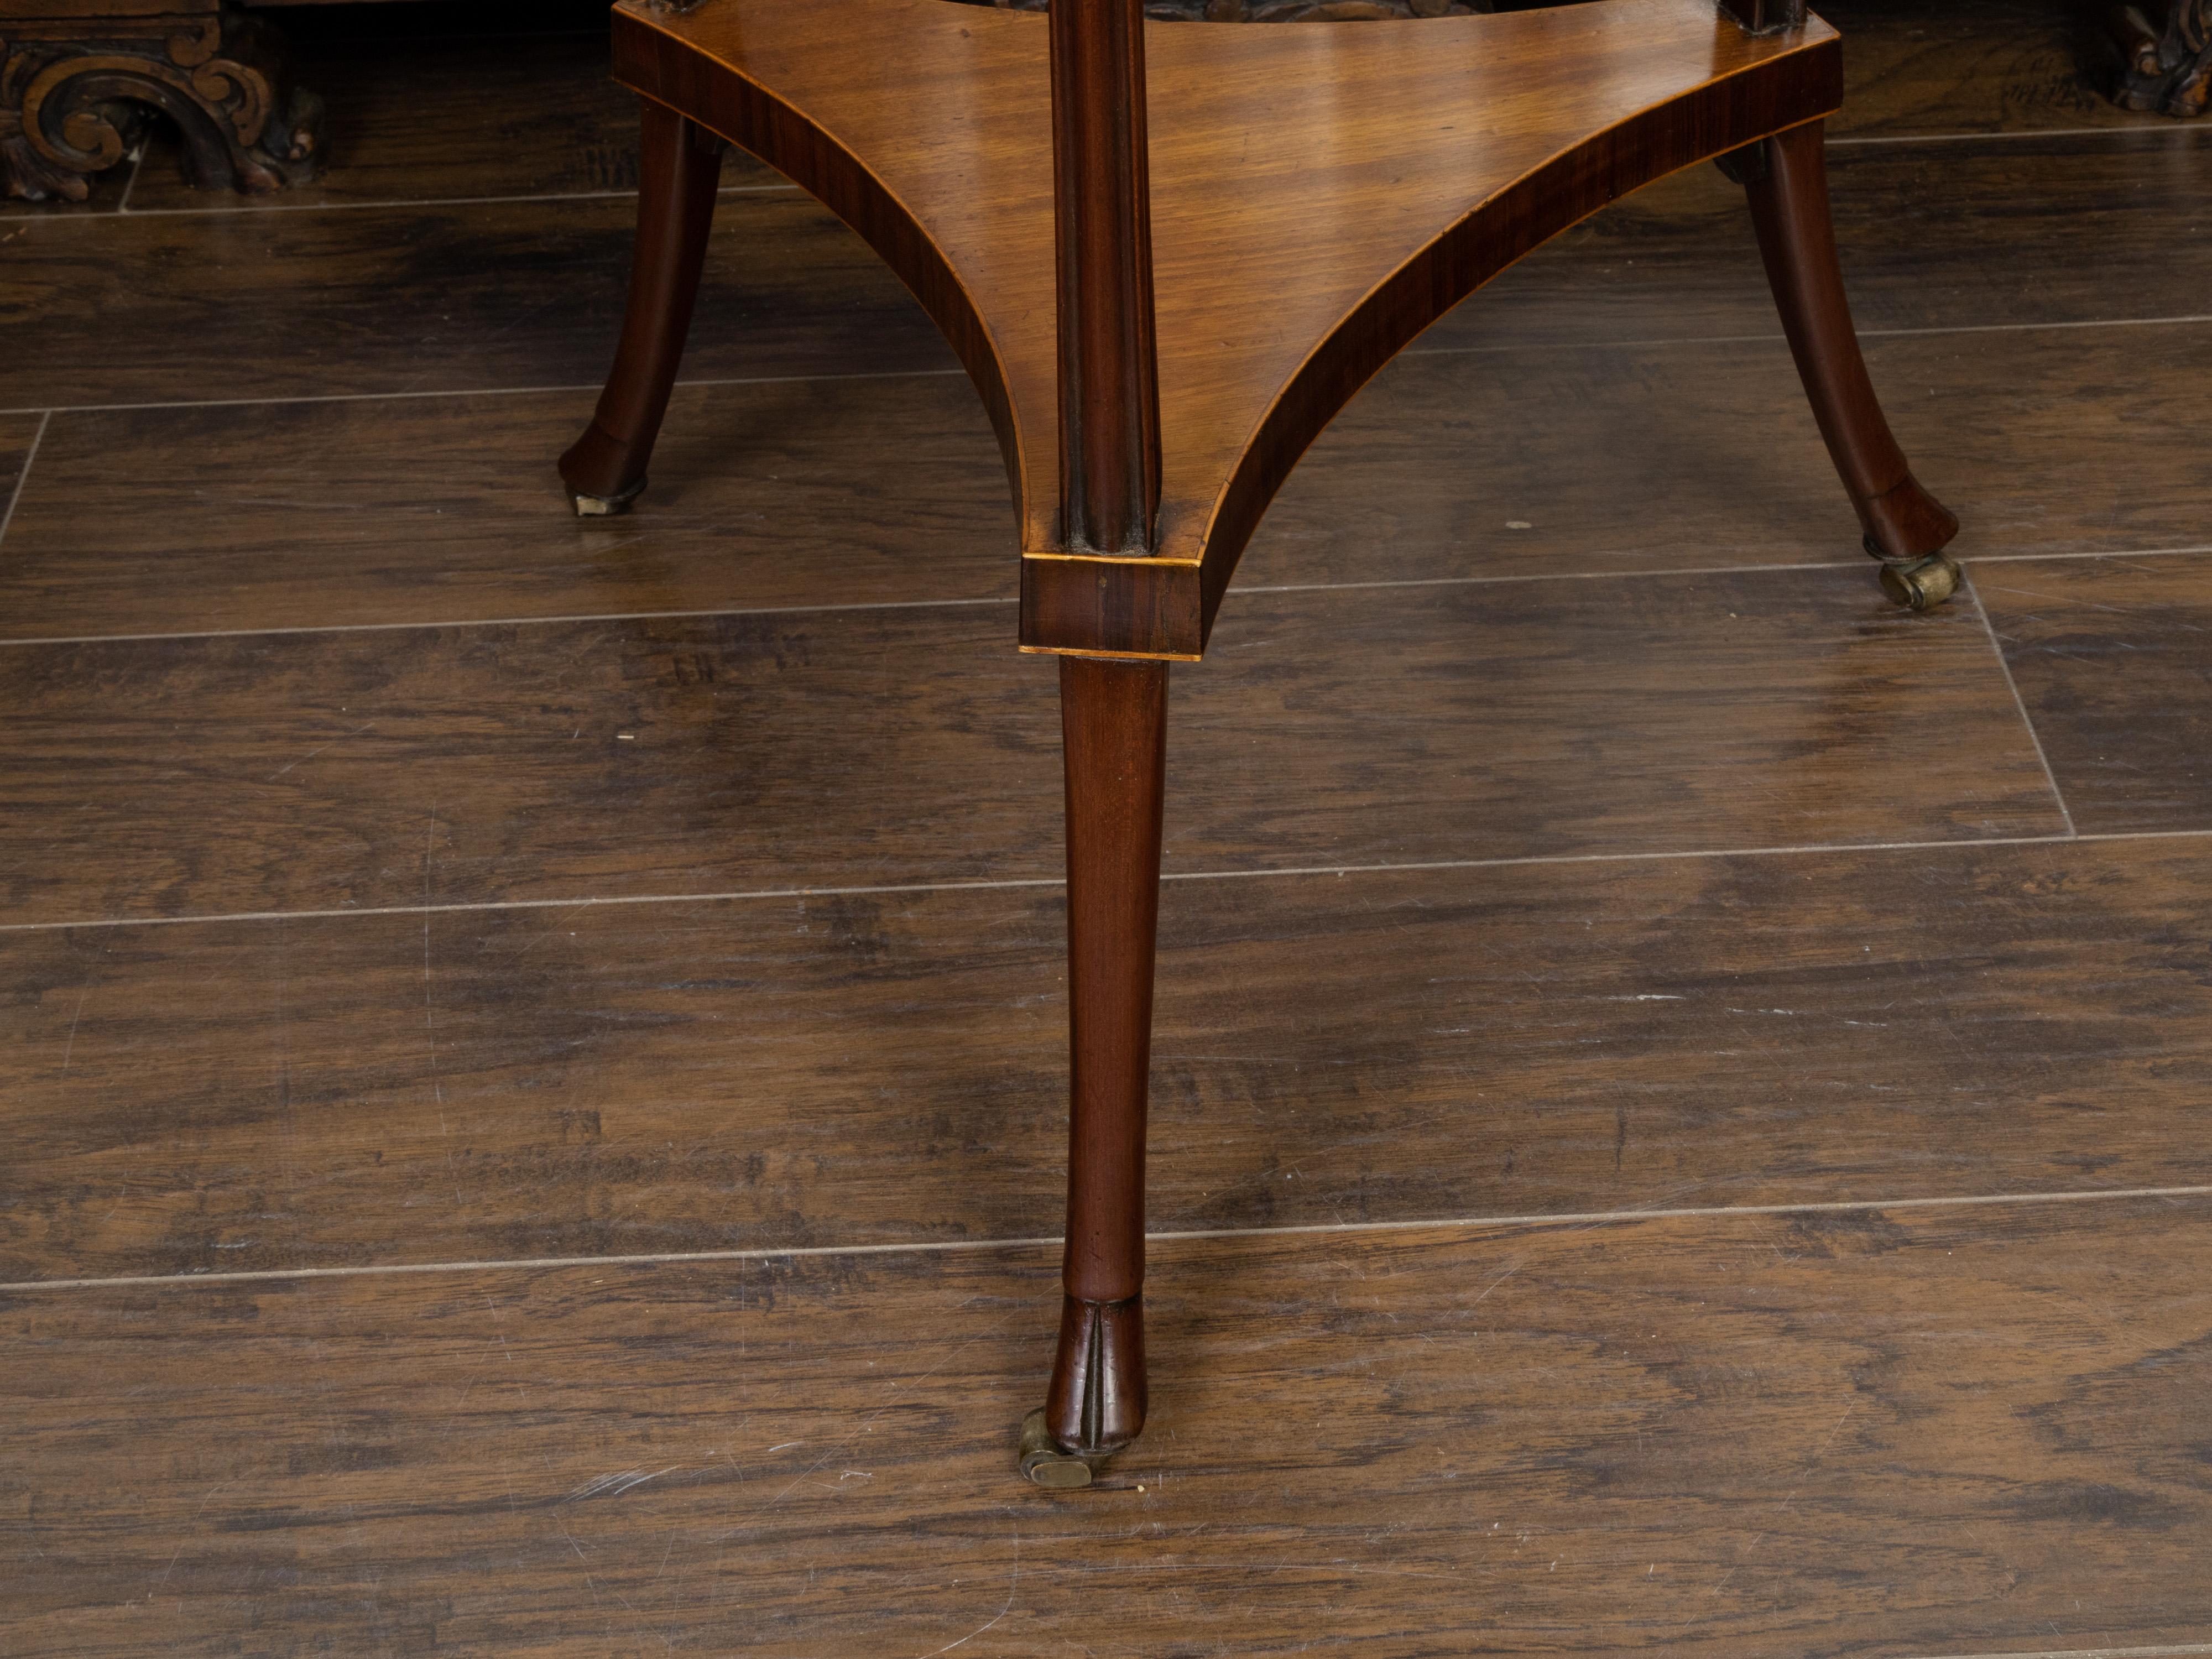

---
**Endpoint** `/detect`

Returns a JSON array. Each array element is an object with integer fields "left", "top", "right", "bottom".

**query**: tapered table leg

[
  {"left": 559, "top": 100, "right": 723, "bottom": 517},
  {"left": 1725, "top": 119, "right": 1963, "bottom": 609},
  {"left": 1021, "top": 655, "right": 1168, "bottom": 1489}
]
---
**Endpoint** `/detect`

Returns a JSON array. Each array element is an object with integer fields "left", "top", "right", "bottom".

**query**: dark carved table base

[
  {"left": 2115, "top": 0, "right": 2212, "bottom": 116},
  {"left": 2, "top": 1, "right": 320, "bottom": 201}
]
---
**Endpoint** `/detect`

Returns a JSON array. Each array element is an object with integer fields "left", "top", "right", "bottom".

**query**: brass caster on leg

[
  {"left": 1872, "top": 547, "right": 1962, "bottom": 612},
  {"left": 568, "top": 479, "right": 646, "bottom": 519},
  {"left": 1019, "top": 1408, "right": 1102, "bottom": 1489},
  {"left": 1021, "top": 1294, "right": 1146, "bottom": 1488}
]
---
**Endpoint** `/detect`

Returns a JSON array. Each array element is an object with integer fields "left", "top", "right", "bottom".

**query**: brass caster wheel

[
  {"left": 1874, "top": 550, "right": 1961, "bottom": 612},
  {"left": 1019, "top": 1408, "right": 1103, "bottom": 1490},
  {"left": 569, "top": 480, "right": 646, "bottom": 518}
]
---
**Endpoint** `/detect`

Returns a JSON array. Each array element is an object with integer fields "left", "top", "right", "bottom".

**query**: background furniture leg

[
  {"left": 1715, "top": 0, "right": 1804, "bottom": 33},
  {"left": 2, "top": 1, "right": 319, "bottom": 202},
  {"left": 1722, "top": 119, "right": 1963, "bottom": 611},
  {"left": 1021, "top": 654, "right": 1169, "bottom": 1489},
  {"left": 2115, "top": 0, "right": 2212, "bottom": 116},
  {"left": 559, "top": 99, "right": 723, "bottom": 517}
]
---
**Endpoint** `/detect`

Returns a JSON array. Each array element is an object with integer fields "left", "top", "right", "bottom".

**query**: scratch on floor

[
  {"left": 1468, "top": 1260, "right": 1521, "bottom": 1307},
  {"left": 568, "top": 1466, "right": 685, "bottom": 1502},
  {"left": 1710, "top": 1403, "right": 1856, "bottom": 1596},
  {"left": 422, "top": 806, "right": 448, "bottom": 1135},
  {"left": 58, "top": 980, "right": 89, "bottom": 1081},
  {"left": 741, "top": 1307, "right": 1008, "bottom": 1525},
  {"left": 923, "top": 1522, "right": 1018, "bottom": 1656},
  {"left": 267, "top": 721, "right": 373, "bottom": 781}
]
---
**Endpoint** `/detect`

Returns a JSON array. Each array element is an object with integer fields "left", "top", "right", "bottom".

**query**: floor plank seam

[
  {"left": 3, "top": 827, "right": 2203, "bottom": 936},
  {"left": 1399, "top": 312, "right": 2212, "bottom": 366},
  {"left": 7, "top": 545, "right": 2208, "bottom": 654},
  {"left": 0, "top": 592, "right": 1021, "bottom": 651},
  {"left": 0, "top": 366, "right": 969, "bottom": 421},
  {"left": 8, "top": 1184, "right": 2209, "bottom": 1298},
  {"left": 1829, "top": 124, "right": 2212, "bottom": 147},
  {"left": 305, "top": 25, "right": 613, "bottom": 46},
  {"left": 9, "top": 312, "right": 2212, "bottom": 422},
  {"left": 0, "top": 409, "right": 49, "bottom": 552},
  {"left": 110, "top": 182, "right": 800, "bottom": 220},
  {"left": 1903, "top": 1646, "right": 2212, "bottom": 1659},
  {"left": 1967, "top": 571, "right": 2078, "bottom": 839}
]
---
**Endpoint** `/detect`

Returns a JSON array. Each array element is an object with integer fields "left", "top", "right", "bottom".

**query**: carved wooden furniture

[
  {"left": 0, "top": 0, "right": 317, "bottom": 200},
  {"left": 561, "top": 0, "right": 1961, "bottom": 1486},
  {"left": 2117, "top": 0, "right": 2212, "bottom": 116}
]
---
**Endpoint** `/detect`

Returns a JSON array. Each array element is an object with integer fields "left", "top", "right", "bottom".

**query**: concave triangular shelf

[{"left": 611, "top": 0, "right": 1841, "bottom": 658}]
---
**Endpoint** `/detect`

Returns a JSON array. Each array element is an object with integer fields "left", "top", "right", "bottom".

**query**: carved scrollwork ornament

[
  {"left": 2, "top": 7, "right": 322, "bottom": 202},
  {"left": 2116, "top": 0, "right": 2212, "bottom": 117}
]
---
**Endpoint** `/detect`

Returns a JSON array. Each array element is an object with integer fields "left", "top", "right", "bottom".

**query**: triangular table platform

[{"left": 609, "top": 0, "right": 1842, "bottom": 659}]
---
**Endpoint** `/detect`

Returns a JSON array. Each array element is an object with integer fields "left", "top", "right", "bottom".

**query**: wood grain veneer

[{"left": 610, "top": 0, "right": 1846, "bottom": 655}]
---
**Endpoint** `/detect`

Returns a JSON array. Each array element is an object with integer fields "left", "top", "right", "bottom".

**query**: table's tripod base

[{"left": 596, "top": 0, "right": 1879, "bottom": 661}]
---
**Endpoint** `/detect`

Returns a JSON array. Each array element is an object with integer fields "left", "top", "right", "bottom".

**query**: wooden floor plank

[
  {"left": 6, "top": 131, "right": 2208, "bottom": 411},
  {"left": 0, "top": 192, "right": 957, "bottom": 411},
  {"left": 4, "top": 834, "right": 2208, "bottom": 1284},
  {"left": 1251, "top": 322, "right": 2201, "bottom": 592},
  {"left": 0, "top": 169, "right": 130, "bottom": 221},
  {"left": 0, "top": 378, "right": 1007, "bottom": 639},
  {"left": 122, "top": 27, "right": 782, "bottom": 213},
  {"left": 0, "top": 567, "right": 2062, "bottom": 927},
  {"left": 5, "top": 319, "right": 2198, "bottom": 641},
  {"left": 1975, "top": 553, "right": 2212, "bottom": 836},
  {"left": 1427, "top": 131, "right": 2212, "bottom": 356},
  {"left": 0, "top": 413, "right": 43, "bottom": 518},
  {"left": 4, "top": 1193, "right": 2208, "bottom": 1655}
]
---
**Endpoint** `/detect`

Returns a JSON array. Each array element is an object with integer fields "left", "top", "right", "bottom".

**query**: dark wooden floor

[{"left": 5, "top": 1, "right": 2212, "bottom": 1652}]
